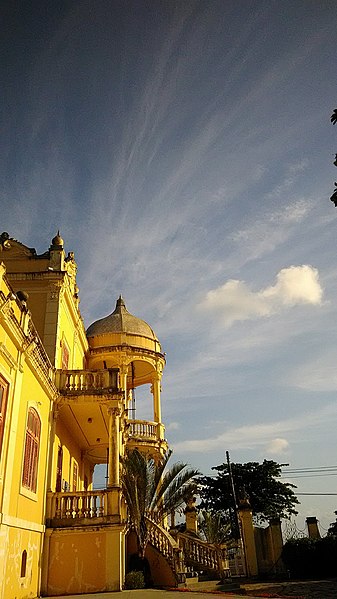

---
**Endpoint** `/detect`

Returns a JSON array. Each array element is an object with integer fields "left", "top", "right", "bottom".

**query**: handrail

[
  {"left": 145, "top": 517, "right": 185, "bottom": 579},
  {"left": 177, "top": 532, "right": 229, "bottom": 576}
]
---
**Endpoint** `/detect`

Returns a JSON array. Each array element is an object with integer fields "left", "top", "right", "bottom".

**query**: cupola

[{"left": 86, "top": 296, "right": 162, "bottom": 355}]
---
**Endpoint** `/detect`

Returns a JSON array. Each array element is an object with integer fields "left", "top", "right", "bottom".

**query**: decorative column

[
  {"left": 268, "top": 517, "right": 285, "bottom": 573},
  {"left": 306, "top": 516, "right": 320, "bottom": 539},
  {"left": 119, "top": 363, "right": 129, "bottom": 405},
  {"left": 238, "top": 496, "right": 258, "bottom": 577},
  {"left": 107, "top": 406, "right": 121, "bottom": 487},
  {"left": 46, "top": 405, "right": 60, "bottom": 492},
  {"left": 184, "top": 494, "right": 198, "bottom": 534},
  {"left": 152, "top": 371, "right": 162, "bottom": 423}
]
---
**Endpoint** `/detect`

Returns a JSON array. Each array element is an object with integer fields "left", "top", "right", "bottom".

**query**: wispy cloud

[
  {"left": 289, "top": 351, "right": 337, "bottom": 392},
  {"left": 173, "top": 402, "right": 337, "bottom": 454}
]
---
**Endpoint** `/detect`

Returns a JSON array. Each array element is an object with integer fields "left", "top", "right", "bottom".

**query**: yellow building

[{"left": 0, "top": 232, "right": 223, "bottom": 598}]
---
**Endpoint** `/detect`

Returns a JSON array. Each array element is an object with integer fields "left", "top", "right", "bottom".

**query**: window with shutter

[{"left": 22, "top": 408, "right": 41, "bottom": 493}]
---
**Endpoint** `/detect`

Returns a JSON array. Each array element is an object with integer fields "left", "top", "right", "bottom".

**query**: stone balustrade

[
  {"left": 46, "top": 490, "right": 107, "bottom": 522},
  {"left": 126, "top": 420, "right": 167, "bottom": 451},
  {"left": 55, "top": 368, "right": 120, "bottom": 395},
  {"left": 145, "top": 517, "right": 185, "bottom": 582},
  {"left": 128, "top": 419, "right": 156, "bottom": 439},
  {"left": 177, "top": 532, "right": 229, "bottom": 576}
]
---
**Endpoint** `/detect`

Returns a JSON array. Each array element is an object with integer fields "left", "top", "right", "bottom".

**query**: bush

[
  {"left": 124, "top": 570, "right": 145, "bottom": 589},
  {"left": 282, "top": 538, "right": 317, "bottom": 577},
  {"left": 282, "top": 536, "right": 337, "bottom": 578}
]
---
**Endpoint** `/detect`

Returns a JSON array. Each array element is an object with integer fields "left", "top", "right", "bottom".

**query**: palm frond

[{"left": 121, "top": 448, "right": 199, "bottom": 555}]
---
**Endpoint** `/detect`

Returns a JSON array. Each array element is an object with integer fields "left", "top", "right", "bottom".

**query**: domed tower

[{"left": 86, "top": 296, "right": 167, "bottom": 456}]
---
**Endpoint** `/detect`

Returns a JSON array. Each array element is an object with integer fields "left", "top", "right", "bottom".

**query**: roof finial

[
  {"left": 51, "top": 230, "right": 64, "bottom": 248},
  {"left": 115, "top": 295, "right": 126, "bottom": 311}
]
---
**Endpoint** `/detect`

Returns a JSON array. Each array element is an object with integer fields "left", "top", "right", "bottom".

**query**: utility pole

[{"left": 226, "top": 450, "right": 240, "bottom": 540}]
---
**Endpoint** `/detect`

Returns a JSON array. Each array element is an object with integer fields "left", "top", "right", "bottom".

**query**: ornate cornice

[{"left": 89, "top": 345, "right": 165, "bottom": 361}]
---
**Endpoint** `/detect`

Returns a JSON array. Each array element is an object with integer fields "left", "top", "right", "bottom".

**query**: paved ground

[
  {"left": 42, "top": 591, "right": 261, "bottom": 599},
  {"left": 42, "top": 577, "right": 337, "bottom": 599}
]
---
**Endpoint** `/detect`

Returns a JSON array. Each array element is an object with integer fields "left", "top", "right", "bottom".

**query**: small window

[
  {"left": 21, "top": 550, "right": 27, "bottom": 577},
  {"left": 22, "top": 408, "right": 41, "bottom": 493},
  {"left": 0, "top": 375, "right": 9, "bottom": 458},
  {"left": 73, "top": 461, "right": 78, "bottom": 492}
]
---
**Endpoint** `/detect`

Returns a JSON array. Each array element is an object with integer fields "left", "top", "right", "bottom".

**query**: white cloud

[
  {"left": 200, "top": 265, "right": 323, "bottom": 327},
  {"left": 266, "top": 438, "right": 289, "bottom": 455},
  {"left": 166, "top": 421, "right": 180, "bottom": 431}
]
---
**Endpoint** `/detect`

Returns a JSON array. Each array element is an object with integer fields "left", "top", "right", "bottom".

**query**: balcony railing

[
  {"left": 46, "top": 490, "right": 108, "bottom": 523},
  {"left": 128, "top": 419, "right": 156, "bottom": 439},
  {"left": 55, "top": 368, "right": 120, "bottom": 395},
  {"left": 126, "top": 419, "right": 167, "bottom": 449}
]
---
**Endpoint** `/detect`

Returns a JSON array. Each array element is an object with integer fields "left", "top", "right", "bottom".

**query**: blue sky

[{"left": 2, "top": 0, "right": 337, "bottom": 532}]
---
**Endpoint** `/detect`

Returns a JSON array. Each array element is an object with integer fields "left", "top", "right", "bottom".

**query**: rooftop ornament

[
  {"left": 0, "top": 232, "right": 11, "bottom": 251},
  {"left": 50, "top": 231, "right": 64, "bottom": 248}
]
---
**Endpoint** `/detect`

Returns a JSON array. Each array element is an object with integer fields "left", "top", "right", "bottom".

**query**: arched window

[
  {"left": 20, "top": 550, "right": 27, "bottom": 577},
  {"left": 22, "top": 408, "right": 41, "bottom": 493}
]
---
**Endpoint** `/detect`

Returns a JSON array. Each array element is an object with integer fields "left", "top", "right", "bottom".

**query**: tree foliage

[
  {"left": 282, "top": 536, "right": 337, "bottom": 578},
  {"left": 198, "top": 509, "right": 231, "bottom": 545},
  {"left": 327, "top": 510, "right": 337, "bottom": 536},
  {"left": 199, "top": 459, "right": 299, "bottom": 525},
  {"left": 121, "top": 448, "right": 199, "bottom": 557}
]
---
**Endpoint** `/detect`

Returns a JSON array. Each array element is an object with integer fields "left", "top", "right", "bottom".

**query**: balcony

[
  {"left": 126, "top": 419, "right": 168, "bottom": 453},
  {"left": 55, "top": 368, "right": 121, "bottom": 396},
  {"left": 46, "top": 489, "right": 121, "bottom": 528}
]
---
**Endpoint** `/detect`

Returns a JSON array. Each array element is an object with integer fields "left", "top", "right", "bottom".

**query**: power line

[
  {"left": 296, "top": 492, "right": 337, "bottom": 496},
  {"left": 282, "top": 466, "right": 337, "bottom": 473},
  {"left": 282, "top": 473, "right": 337, "bottom": 479}
]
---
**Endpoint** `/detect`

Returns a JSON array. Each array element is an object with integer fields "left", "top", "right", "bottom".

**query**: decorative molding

[
  {"left": 89, "top": 345, "right": 165, "bottom": 361},
  {"left": 107, "top": 406, "right": 122, "bottom": 418},
  {"left": 2, "top": 514, "right": 45, "bottom": 533},
  {"left": 0, "top": 342, "right": 18, "bottom": 369}
]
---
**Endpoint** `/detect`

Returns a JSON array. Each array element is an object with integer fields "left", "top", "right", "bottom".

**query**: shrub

[
  {"left": 282, "top": 536, "right": 337, "bottom": 578},
  {"left": 124, "top": 570, "right": 145, "bottom": 589},
  {"left": 282, "top": 538, "right": 317, "bottom": 578}
]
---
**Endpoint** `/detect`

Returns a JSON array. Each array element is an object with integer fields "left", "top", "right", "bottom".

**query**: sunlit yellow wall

[
  {"left": 5, "top": 366, "right": 51, "bottom": 522},
  {"left": 0, "top": 264, "right": 55, "bottom": 599},
  {"left": 46, "top": 526, "right": 125, "bottom": 595},
  {"left": 55, "top": 288, "right": 87, "bottom": 370},
  {"left": 2, "top": 237, "right": 88, "bottom": 368},
  {"left": 1, "top": 526, "right": 43, "bottom": 599},
  {"left": 51, "top": 419, "right": 93, "bottom": 492}
]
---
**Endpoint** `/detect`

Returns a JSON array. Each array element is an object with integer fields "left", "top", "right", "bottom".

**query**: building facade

[{"left": 0, "top": 232, "right": 224, "bottom": 598}]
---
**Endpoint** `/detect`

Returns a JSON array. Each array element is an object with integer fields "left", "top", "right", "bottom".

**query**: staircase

[
  {"left": 177, "top": 532, "right": 229, "bottom": 577},
  {"left": 144, "top": 518, "right": 229, "bottom": 582}
]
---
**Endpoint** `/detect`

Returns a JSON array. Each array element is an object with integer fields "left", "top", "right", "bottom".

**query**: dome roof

[{"left": 86, "top": 296, "right": 158, "bottom": 341}]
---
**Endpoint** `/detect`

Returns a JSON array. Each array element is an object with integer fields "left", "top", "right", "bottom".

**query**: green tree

[
  {"left": 327, "top": 510, "right": 337, "bottom": 536},
  {"left": 121, "top": 448, "right": 199, "bottom": 557},
  {"left": 199, "top": 460, "right": 299, "bottom": 525}
]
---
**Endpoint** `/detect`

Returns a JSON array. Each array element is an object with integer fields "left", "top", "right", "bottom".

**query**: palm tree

[
  {"left": 121, "top": 448, "right": 199, "bottom": 558},
  {"left": 198, "top": 509, "right": 231, "bottom": 546}
]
